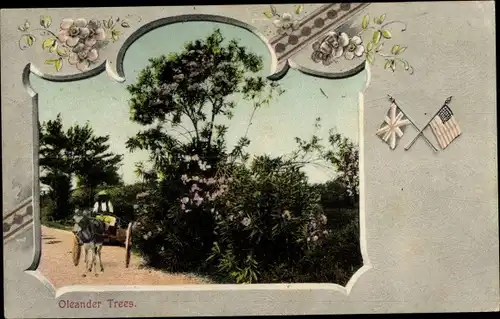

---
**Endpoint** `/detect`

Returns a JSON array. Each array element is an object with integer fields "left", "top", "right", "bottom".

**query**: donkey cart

[{"left": 72, "top": 219, "right": 134, "bottom": 268}]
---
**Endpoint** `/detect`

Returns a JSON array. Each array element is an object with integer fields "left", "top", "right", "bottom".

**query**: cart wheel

[
  {"left": 72, "top": 234, "right": 81, "bottom": 266},
  {"left": 125, "top": 222, "right": 133, "bottom": 268}
]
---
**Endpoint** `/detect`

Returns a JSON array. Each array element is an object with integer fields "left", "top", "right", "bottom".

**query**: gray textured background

[{"left": 2, "top": 2, "right": 498, "bottom": 317}]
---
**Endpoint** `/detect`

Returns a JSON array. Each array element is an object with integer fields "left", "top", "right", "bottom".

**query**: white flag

[{"left": 376, "top": 102, "right": 411, "bottom": 150}]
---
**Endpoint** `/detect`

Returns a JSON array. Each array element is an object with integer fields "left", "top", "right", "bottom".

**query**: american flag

[{"left": 429, "top": 104, "right": 461, "bottom": 149}]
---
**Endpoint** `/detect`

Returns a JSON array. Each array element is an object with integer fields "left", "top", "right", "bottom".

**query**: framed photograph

[{"left": 2, "top": 2, "right": 498, "bottom": 317}]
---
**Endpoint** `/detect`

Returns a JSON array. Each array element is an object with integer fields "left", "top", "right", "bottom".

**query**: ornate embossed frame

[{"left": 2, "top": 2, "right": 498, "bottom": 317}]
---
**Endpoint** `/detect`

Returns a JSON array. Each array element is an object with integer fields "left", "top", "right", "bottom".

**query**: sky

[{"left": 32, "top": 21, "right": 366, "bottom": 186}]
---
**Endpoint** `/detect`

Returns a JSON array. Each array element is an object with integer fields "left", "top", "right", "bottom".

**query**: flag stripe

[
  {"left": 432, "top": 117, "right": 448, "bottom": 148},
  {"left": 429, "top": 118, "right": 445, "bottom": 148},
  {"left": 430, "top": 113, "right": 461, "bottom": 149}
]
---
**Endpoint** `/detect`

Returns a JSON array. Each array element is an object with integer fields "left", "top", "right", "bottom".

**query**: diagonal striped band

[
  {"left": 3, "top": 197, "right": 33, "bottom": 221},
  {"left": 270, "top": 3, "right": 370, "bottom": 63},
  {"left": 269, "top": 4, "right": 335, "bottom": 45},
  {"left": 3, "top": 198, "right": 34, "bottom": 243},
  {"left": 4, "top": 217, "right": 34, "bottom": 243}
]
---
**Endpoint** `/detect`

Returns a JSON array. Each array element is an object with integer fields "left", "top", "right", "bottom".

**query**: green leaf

[
  {"left": 366, "top": 52, "right": 375, "bottom": 65},
  {"left": 381, "top": 29, "right": 392, "bottom": 39},
  {"left": 44, "top": 59, "right": 58, "bottom": 65},
  {"left": 111, "top": 29, "right": 121, "bottom": 41},
  {"left": 375, "top": 42, "right": 384, "bottom": 52},
  {"left": 376, "top": 14, "right": 386, "bottom": 24},
  {"left": 55, "top": 59, "right": 62, "bottom": 72},
  {"left": 24, "top": 35, "right": 35, "bottom": 47},
  {"left": 40, "top": 15, "right": 52, "bottom": 28},
  {"left": 263, "top": 11, "right": 273, "bottom": 18},
  {"left": 390, "top": 60, "right": 396, "bottom": 72},
  {"left": 396, "top": 46, "right": 407, "bottom": 55},
  {"left": 372, "top": 30, "right": 381, "bottom": 44},
  {"left": 295, "top": 4, "right": 304, "bottom": 14},
  {"left": 42, "top": 38, "right": 56, "bottom": 50},
  {"left": 121, "top": 21, "right": 130, "bottom": 28},
  {"left": 366, "top": 42, "right": 373, "bottom": 52},
  {"left": 384, "top": 59, "right": 392, "bottom": 69},
  {"left": 361, "top": 15, "right": 369, "bottom": 29},
  {"left": 391, "top": 45, "right": 400, "bottom": 55}
]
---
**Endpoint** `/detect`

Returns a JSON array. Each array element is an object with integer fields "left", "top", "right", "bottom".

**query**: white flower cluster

[{"left": 311, "top": 31, "right": 365, "bottom": 66}]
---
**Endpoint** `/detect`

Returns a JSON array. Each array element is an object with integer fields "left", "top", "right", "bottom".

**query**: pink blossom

[
  {"left": 58, "top": 18, "right": 105, "bottom": 71},
  {"left": 58, "top": 18, "right": 89, "bottom": 47},
  {"left": 68, "top": 46, "right": 98, "bottom": 71}
]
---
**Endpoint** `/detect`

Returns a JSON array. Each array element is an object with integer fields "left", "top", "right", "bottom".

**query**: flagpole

[
  {"left": 404, "top": 96, "right": 453, "bottom": 151},
  {"left": 386, "top": 95, "right": 438, "bottom": 152}
]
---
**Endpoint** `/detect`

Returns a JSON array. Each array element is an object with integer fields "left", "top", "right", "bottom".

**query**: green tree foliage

[{"left": 39, "top": 114, "right": 123, "bottom": 220}]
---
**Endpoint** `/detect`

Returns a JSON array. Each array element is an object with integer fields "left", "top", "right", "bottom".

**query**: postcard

[{"left": 2, "top": 2, "right": 498, "bottom": 317}]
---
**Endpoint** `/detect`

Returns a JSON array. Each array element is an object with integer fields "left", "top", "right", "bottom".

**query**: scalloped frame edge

[{"left": 16, "top": 14, "right": 372, "bottom": 300}]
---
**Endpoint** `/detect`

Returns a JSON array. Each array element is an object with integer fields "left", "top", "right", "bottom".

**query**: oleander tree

[{"left": 126, "top": 28, "right": 284, "bottom": 271}]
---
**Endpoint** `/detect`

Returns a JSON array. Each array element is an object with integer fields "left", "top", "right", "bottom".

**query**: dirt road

[{"left": 38, "top": 226, "right": 210, "bottom": 288}]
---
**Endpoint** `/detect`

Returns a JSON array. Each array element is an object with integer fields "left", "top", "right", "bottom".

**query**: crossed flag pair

[{"left": 376, "top": 95, "right": 462, "bottom": 151}]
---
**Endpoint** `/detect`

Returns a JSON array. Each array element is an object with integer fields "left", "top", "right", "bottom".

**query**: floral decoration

[
  {"left": 17, "top": 14, "right": 141, "bottom": 72},
  {"left": 263, "top": 4, "right": 304, "bottom": 35},
  {"left": 311, "top": 13, "right": 414, "bottom": 74}
]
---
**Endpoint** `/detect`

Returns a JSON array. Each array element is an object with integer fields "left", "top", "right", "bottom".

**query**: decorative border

[
  {"left": 281, "top": 58, "right": 366, "bottom": 80},
  {"left": 9, "top": 14, "right": 373, "bottom": 301},
  {"left": 19, "top": 9, "right": 373, "bottom": 83},
  {"left": 114, "top": 14, "right": 278, "bottom": 81},
  {"left": 3, "top": 2, "right": 498, "bottom": 316}
]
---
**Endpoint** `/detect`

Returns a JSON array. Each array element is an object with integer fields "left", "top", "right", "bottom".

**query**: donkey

[{"left": 72, "top": 212, "right": 107, "bottom": 277}]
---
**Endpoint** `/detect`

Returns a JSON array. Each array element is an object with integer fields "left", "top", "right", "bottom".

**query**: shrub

[{"left": 206, "top": 155, "right": 331, "bottom": 283}]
